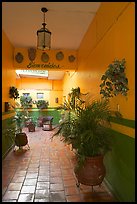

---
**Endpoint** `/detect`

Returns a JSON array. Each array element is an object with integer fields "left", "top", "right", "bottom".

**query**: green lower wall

[
  {"left": 104, "top": 129, "right": 135, "bottom": 202},
  {"left": 2, "top": 117, "right": 15, "bottom": 158},
  {"left": 15, "top": 108, "right": 61, "bottom": 125},
  {"left": 2, "top": 109, "right": 61, "bottom": 158}
]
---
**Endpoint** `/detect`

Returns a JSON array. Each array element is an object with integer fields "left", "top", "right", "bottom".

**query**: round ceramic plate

[
  {"left": 56, "top": 51, "right": 64, "bottom": 60},
  {"left": 41, "top": 52, "right": 49, "bottom": 63},
  {"left": 15, "top": 52, "right": 24, "bottom": 63},
  {"left": 68, "top": 55, "right": 75, "bottom": 62}
]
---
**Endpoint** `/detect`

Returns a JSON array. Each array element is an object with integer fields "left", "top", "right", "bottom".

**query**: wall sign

[{"left": 27, "top": 62, "right": 64, "bottom": 69}]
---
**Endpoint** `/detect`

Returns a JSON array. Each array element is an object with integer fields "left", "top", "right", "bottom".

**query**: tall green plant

[
  {"left": 53, "top": 99, "right": 115, "bottom": 170},
  {"left": 20, "top": 95, "right": 33, "bottom": 110}
]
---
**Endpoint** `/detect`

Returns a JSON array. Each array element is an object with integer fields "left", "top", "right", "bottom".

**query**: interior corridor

[{"left": 2, "top": 127, "right": 117, "bottom": 202}]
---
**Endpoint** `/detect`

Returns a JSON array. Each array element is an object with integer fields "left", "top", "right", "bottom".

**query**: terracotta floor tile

[
  {"left": 65, "top": 186, "right": 80, "bottom": 196},
  {"left": 35, "top": 189, "right": 50, "bottom": 199},
  {"left": 7, "top": 183, "right": 22, "bottom": 191},
  {"left": 2, "top": 128, "right": 116, "bottom": 202},
  {"left": 50, "top": 183, "right": 64, "bottom": 191},
  {"left": 63, "top": 179, "right": 77, "bottom": 187},
  {"left": 2, "top": 190, "right": 20, "bottom": 201},
  {"left": 26, "top": 172, "right": 38, "bottom": 179},
  {"left": 2, "top": 200, "right": 17, "bottom": 202},
  {"left": 50, "top": 177, "right": 63, "bottom": 184},
  {"left": 11, "top": 176, "right": 25, "bottom": 183},
  {"left": 18, "top": 193, "right": 34, "bottom": 202},
  {"left": 36, "top": 182, "right": 50, "bottom": 190},
  {"left": 24, "top": 178, "right": 37, "bottom": 186},
  {"left": 27, "top": 168, "right": 39, "bottom": 172},
  {"left": 38, "top": 175, "right": 50, "bottom": 182},
  {"left": 66, "top": 194, "right": 82, "bottom": 202},
  {"left": 49, "top": 191, "right": 66, "bottom": 202},
  {"left": 15, "top": 170, "right": 27, "bottom": 176},
  {"left": 21, "top": 185, "right": 36, "bottom": 194},
  {"left": 34, "top": 198, "right": 50, "bottom": 202}
]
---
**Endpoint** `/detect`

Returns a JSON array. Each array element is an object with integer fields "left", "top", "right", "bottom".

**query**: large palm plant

[
  {"left": 70, "top": 100, "right": 112, "bottom": 157},
  {"left": 53, "top": 99, "right": 113, "bottom": 169}
]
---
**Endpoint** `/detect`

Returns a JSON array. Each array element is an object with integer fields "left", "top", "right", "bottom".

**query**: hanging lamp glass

[{"left": 37, "top": 7, "right": 51, "bottom": 50}]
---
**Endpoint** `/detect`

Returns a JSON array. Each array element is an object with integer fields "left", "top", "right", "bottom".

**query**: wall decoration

[
  {"left": 56, "top": 51, "right": 64, "bottom": 60},
  {"left": 27, "top": 61, "right": 64, "bottom": 69},
  {"left": 41, "top": 52, "right": 49, "bottom": 63},
  {"left": 15, "top": 52, "right": 24, "bottom": 63},
  {"left": 28, "top": 47, "right": 36, "bottom": 61},
  {"left": 100, "top": 58, "right": 129, "bottom": 98},
  {"left": 68, "top": 55, "right": 75, "bottom": 62}
]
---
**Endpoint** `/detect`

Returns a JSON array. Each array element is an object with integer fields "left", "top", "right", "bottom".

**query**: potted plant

[
  {"left": 20, "top": 95, "right": 33, "bottom": 109},
  {"left": 13, "top": 111, "right": 29, "bottom": 151},
  {"left": 9, "top": 86, "right": 20, "bottom": 100},
  {"left": 35, "top": 100, "right": 49, "bottom": 109},
  {"left": 100, "top": 58, "right": 129, "bottom": 98},
  {"left": 53, "top": 89, "right": 117, "bottom": 189}
]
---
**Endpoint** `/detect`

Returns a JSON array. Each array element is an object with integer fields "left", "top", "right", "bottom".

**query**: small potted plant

[
  {"left": 9, "top": 86, "right": 20, "bottom": 100},
  {"left": 35, "top": 100, "right": 49, "bottom": 109},
  {"left": 13, "top": 111, "right": 29, "bottom": 151},
  {"left": 20, "top": 95, "right": 33, "bottom": 109}
]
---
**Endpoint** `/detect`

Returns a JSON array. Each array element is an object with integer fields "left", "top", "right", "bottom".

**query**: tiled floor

[{"left": 2, "top": 127, "right": 117, "bottom": 202}]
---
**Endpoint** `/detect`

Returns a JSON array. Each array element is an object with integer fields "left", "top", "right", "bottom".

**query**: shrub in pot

[
  {"left": 13, "top": 111, "right": 29, "bottom": 151},
  {"left": 20, "top": 95, "right": 33, "bottom": 109},
  {"left": 35, "top": 100, "right": 49, "bottom": 109},
  {"left": 53, "top": 97, "right": 114, "bottom": 188}
]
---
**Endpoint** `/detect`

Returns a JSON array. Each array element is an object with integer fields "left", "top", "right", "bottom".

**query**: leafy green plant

[
  {"left": 100, "top": 59, "right": 129, "bottom": 98},
  {"left": 20, "top": 95, "right": 33, "bottom": 109},
  {"left": 54, "top": 100, "right": 112, "bottom": 158},
  {"left": 13, "top": 111, "right": 27, "bottom": 133},
  {"left": 35, "top": 100, "right": 49, "bottom": 109},
  {"left": 53, "top": 88, "right": 117, "bottom": 171},
  {"left": 9, "top": 86, "right": 20, "bottom": 100}
]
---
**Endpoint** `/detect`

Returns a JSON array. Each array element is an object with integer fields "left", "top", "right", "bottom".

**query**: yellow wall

[
  {"left": 2, "top": 30, "right": 16, "bottom": 113},
  {"left": 16, "top": 78, "right": 63, "bottom": 107},
  {"left": 63, "top": 2, "right": 135, "bottom": 121}
]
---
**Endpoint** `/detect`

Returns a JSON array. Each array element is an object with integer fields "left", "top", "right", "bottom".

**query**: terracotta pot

[
  {"left": 74, "top": 155, "right": 106, "bottom": 186},
  {"left": 28, "top": 122, "right": 35, "bottom": 132},
  {"left": 15, "top": 132, "right": 28, "bottom": 148}
]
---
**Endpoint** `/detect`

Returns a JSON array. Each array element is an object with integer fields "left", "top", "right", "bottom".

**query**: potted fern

[{"left": 53, "top": 88, "right": 115, "bottom": 188}]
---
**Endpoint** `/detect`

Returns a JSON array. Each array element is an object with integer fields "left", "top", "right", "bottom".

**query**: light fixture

[
  {"left": 16, "top": 70, "right": 48, "bottom": 78},
  {"left": 37, "top": 7, "right": 51, "bottom": 50}
]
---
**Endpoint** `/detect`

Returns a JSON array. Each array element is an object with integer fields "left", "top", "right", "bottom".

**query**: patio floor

[{"left": 2, "top": 127, "right": 117, "bottom": 202}]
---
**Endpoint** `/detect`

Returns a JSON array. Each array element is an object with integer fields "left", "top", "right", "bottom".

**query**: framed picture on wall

[{"left": 37, "top": 93, "right": 44, "bottom": 99}]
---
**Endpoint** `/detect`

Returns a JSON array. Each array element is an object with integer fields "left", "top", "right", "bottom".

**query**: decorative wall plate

[
  {"left": 15, "top": 52, "right": 24, "bottom": 63},
  {"left": 68, "top": 55, "right": 75, "bottom": 62},
  {"left": 41, "top": 52, "right": 49, "bottom": 63},
  {"left": 28, "top": 47, "right": 36, "bottom": 61},
  {"left": 56, "top": 51, "right": 64, "bottom": 60}
]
